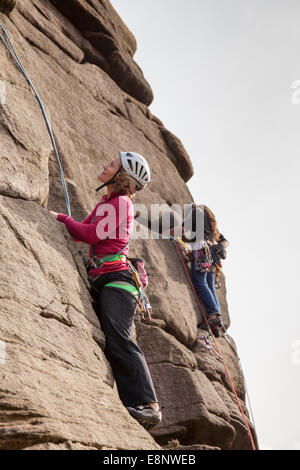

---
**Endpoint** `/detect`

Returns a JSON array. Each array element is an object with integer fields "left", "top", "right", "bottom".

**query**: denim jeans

[{"left": 191, "top": 248, "right": 220, "bottom": 317}]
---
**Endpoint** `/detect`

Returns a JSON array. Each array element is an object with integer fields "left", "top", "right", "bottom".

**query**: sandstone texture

[{"left": 0, "top": 0, "right": 257, "bottom": 450}]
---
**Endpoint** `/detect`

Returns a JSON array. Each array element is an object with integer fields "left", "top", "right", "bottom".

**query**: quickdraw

[
  {"left": 214, "top": 263, "right": 222, "bottom": 289},
  {"left": 201, "top": 335, "right": 212, "bottom": 351},
  {"left": 127, "top": 259, "right": 152, "bottom": 324}
]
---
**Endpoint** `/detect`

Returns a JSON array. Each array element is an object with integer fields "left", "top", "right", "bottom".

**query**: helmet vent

[{"left": 128, "top": 159, "right": 133, "bottom": 171}]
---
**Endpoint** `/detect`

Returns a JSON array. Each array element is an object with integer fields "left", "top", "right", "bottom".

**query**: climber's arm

[
  {"left": 56, "top": 214, "right": 100, "bottom": 244},
  {"left": 55, "top": 198, "right": 126, "bottom": 244}
]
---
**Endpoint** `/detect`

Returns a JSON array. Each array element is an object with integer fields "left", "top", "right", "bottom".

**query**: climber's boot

[
  {"left": 208, "top": 315, "right": 223, "bottom": 337},
  {"left": 198, "top": 315, "right": 220, "bottom": 330},
  {"left": 198, "top": 315, "right": 222, "bottom": 337},
  {"left": 211, "top": 325, "right": 220, "bottom": 338},
  {"left": 126, "top": 404, "right": 162, "bottom": 430}
]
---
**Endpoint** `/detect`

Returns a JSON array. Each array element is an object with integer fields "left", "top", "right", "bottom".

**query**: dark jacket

[{"left": 182, "top": 206, "right": 227, "bottom": 244}]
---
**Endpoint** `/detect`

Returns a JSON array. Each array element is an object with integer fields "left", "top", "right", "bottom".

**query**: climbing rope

[
  {"left": 0, "top": 21, "right": 71, "bottom": 217},
  {"left": 172, "top": 239, "right": 257, "bottom": 450},
  {"left": 223, "top": 333, "right": 257, "bottom": 432}
]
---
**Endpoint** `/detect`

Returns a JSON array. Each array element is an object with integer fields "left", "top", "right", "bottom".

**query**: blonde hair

[
  {"left": 203, "top": 205, "right": 220, "bottom": 241},
  {"left": 113, "top": 170, "right": 137, "bottom": 196}
]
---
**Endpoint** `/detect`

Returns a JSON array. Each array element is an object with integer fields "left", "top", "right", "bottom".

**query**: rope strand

[
  {"left": 174, "top": 240, "right": 256, "bottom": 450},
  {"left": 0, "top": 22, "right": 71, "bottom": 217}
]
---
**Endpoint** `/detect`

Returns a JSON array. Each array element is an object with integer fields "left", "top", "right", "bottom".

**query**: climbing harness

[
  {"left": 176, "top": 237, "right": 221, "bottom": 285},
  {"left": 87, "top": 255, "right": 151, "bottom": 325},
  {"left": 171, "top": 237, "right": 257, "bottom": 451},
  {"left": 85, "top": 209, "right": 151, "bottom": 324},
  {"left": 194, "top": 243, "right": 213, "bottom": 273},
  {"left": 0, "top": 21, "right": 71, "bottom": 217},
  {"left": 89, "top": 240, "right": 131, "bottom": 273}
]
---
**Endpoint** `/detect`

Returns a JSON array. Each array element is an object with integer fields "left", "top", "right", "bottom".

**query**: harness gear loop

[{"left": 171, "top": 238, "right": 257, "bottom": 451}]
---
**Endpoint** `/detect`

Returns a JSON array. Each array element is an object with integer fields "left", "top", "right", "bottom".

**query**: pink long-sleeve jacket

[{"left": 57, "top": 192, "right": 134, "bottom": 276}]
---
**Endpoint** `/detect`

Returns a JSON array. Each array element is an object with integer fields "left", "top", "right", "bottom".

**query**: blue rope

[{"left": 0, "top": 22, "right": 71, "bottom": 217}]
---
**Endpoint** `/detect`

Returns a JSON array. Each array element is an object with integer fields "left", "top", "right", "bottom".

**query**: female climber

[
  {"left": 170, "top": 204, "right": 228, "bottom": 337},
  {"left": 184, "top": 204, "right": 228, "bottom": 337},
  {"left": 50, "top": 152, "right": 162, "bottom": 430}
]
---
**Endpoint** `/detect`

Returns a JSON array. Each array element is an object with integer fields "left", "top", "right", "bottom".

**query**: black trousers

[{"left": 94, "top": 285, "right": 158, "bottom": 408}]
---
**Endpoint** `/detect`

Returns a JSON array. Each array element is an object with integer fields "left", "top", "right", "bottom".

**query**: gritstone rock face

[{"left": 0, "top": 0, "right": 257, "bottom": 451}]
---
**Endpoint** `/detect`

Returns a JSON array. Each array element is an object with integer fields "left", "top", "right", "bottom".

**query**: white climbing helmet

[{"left": 120, "top": 151, "right": 150, "bottom": 189}]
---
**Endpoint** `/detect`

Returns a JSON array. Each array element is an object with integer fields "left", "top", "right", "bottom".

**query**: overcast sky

[{"left": 111, "top": 0, "right": 300, "bottom": 450}]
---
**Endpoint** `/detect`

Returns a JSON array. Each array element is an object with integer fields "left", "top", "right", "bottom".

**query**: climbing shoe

[
  {"left": 208, "top": 315, "right": 222, "bottom": 337},
  {"left": 211, "top": 325, "right": 220, "bottom": 338},
  {"left": 198, "top": 315, "right": 223, "bottom": 338},
  {"left": 126, "top": 404, "right": 162, "bottom": 430}
]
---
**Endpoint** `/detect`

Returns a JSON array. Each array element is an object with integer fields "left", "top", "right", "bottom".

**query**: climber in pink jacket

[
  {"left": 56, "top": 191, "right": 134, "bottom": 276},
  {"left": 50, "top": 152, "right": 162, "bottom": 430}
]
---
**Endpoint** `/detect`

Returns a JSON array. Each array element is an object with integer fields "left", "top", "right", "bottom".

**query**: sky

[{"left": 111, "top": 0, "right": 300, "bottom": 450}]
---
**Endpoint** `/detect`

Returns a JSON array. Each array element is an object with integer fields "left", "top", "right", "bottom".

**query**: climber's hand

[{"left": 50, "top": 210, "right": 59, "bottom": 220}]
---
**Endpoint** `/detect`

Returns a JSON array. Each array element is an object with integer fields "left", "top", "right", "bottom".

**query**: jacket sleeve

[
  {"left": 56, "top": 205, "right": 98, "bottom": 243},
  {"left": 57, "top": 197, "right": 129, "bottom": 244},
  {"left": 57, "top": 213, "right": 100, "bottom": 244}
]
